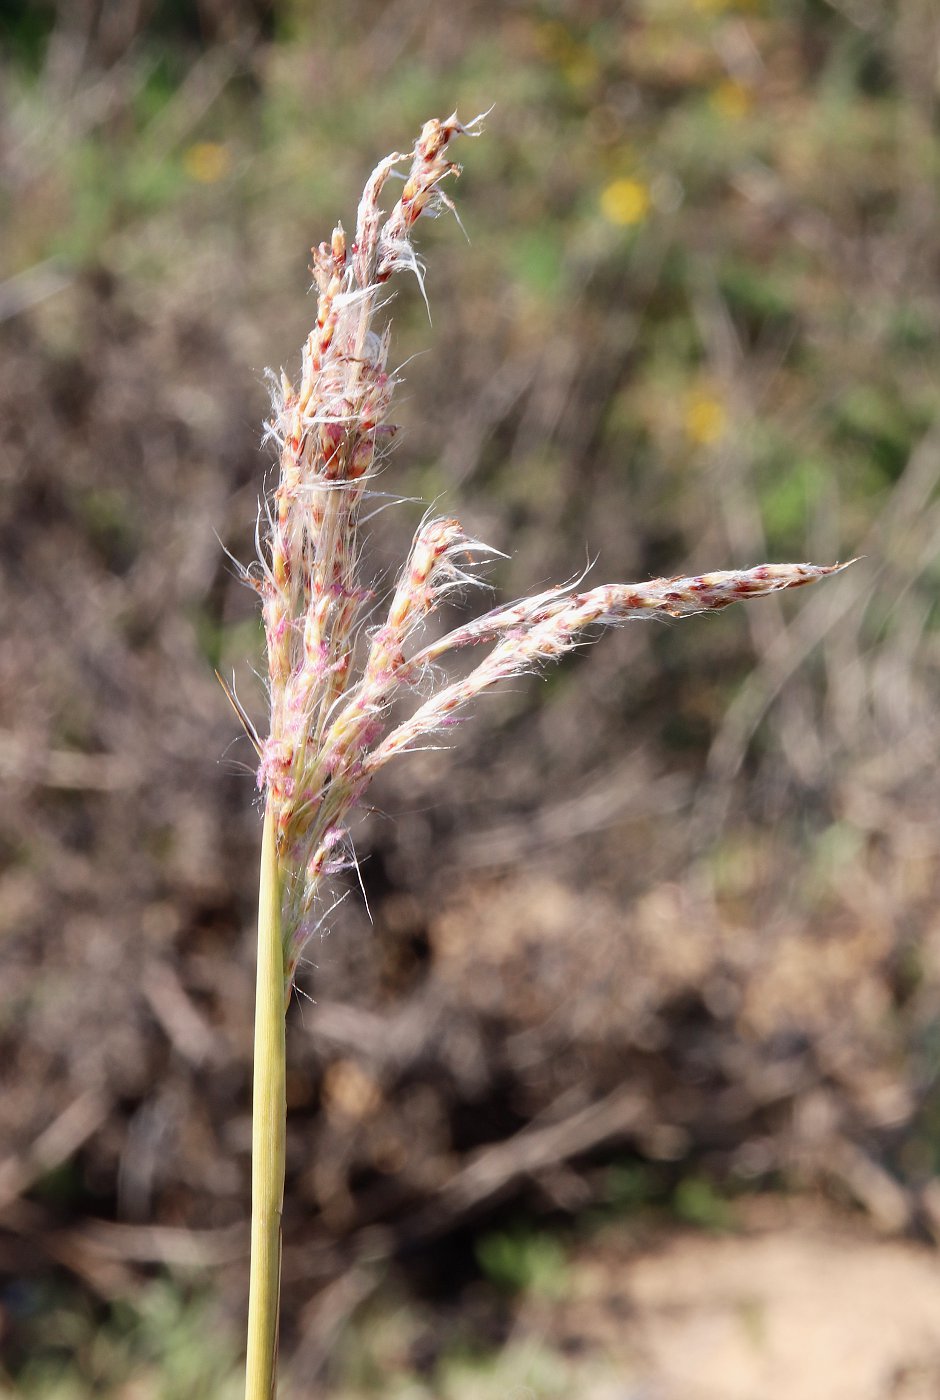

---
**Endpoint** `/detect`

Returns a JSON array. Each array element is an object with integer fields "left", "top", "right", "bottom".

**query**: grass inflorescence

[{"left": 241, "top": 113, "right": 848, "bottom": 1397}]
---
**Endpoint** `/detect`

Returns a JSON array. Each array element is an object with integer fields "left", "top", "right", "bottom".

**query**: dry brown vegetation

[{"left": 2, "top": 2, "right": 940, "bottom": 1395}]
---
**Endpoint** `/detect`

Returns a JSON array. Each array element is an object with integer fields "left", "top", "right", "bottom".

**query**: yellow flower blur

[
  {"left": 684, "top": 389, "right": 728, "bottom": 445},
  {"left": 710, "top": 79, "right": 754, "bottom": 120},
  {"left": 183, "top": 141, "right": 232, "bottom": 184},
  {"left": 600, "top": 177, "right": 651, "bottom": 227}
]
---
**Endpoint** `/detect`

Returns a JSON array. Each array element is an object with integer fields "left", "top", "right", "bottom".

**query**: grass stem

[{"left": 245, "top": 802, "right": 286, "bottom": 1399}]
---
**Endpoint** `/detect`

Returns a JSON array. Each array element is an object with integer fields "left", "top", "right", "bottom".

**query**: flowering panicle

[{"left": 254, "top": 115, "right": 849, "bottom": 992}]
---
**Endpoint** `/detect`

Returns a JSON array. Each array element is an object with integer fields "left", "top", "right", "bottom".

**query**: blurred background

[{"left": 2, "top": 1, "right": 940, "bottom": 1396}]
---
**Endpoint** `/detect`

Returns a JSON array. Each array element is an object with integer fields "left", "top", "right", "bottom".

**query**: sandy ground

[{"left": 515, "top": 1201, "right": 940, "bottom": 1400}]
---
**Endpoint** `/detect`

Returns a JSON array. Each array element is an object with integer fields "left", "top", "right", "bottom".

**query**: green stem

[{"left": 245, "top": 802, "right": 286, "bottom": 1400}]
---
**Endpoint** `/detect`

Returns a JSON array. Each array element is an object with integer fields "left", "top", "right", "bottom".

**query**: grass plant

[{"left": 238, "top": 113, "right": 848, "bottom": 1398}]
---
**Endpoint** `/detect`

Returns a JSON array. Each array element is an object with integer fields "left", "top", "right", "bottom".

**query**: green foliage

[
  {"left": 436, "top": 1342, "right": 574, "bottom": 1400},
  {"left": 672, "top": 1176, "right": 736, "bottom": 1232},
  {"left": 10, "top": 1280, "right": 241, "bottom": 1400},
  {"left": 475, "top": 1225, "right": 569, "bottom": 1297},
  {"left": 603, "top": 1160, "right": 657, "bottom": 1214},
  {"left": 74, "top": 487, "right": 140, "bottom": 574},
  {"left": 191, "top": 609, "right": 263, "bottom": 675},
  {"left": 0, "top": 0, "right": 55, "bottom": 71},
  {"left": 332, "top": 1292, "right": 610, "bottom": 1400},
  {"left": 761, "top": 457, "right": 826, "bottom": 548},
  {"left": 506, "top": 226, "right": 567, "bottom": 305},
  {"left": 833, "top": 385, "right": 926, "bottom": 483}
]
